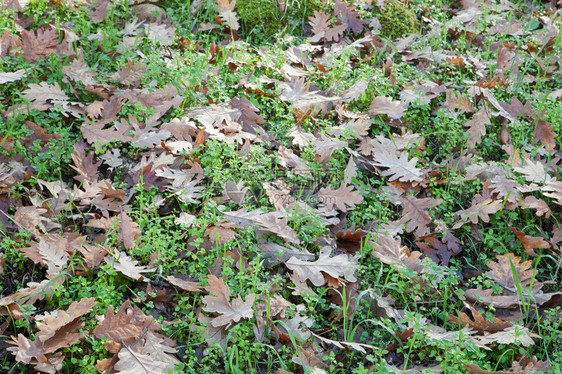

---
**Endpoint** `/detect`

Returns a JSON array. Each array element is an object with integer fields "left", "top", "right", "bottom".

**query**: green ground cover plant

[{"left": 0, "top": 0, "right": 561, "bottom": 373}]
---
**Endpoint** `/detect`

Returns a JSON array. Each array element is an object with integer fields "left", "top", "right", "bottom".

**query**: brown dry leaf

[
  {"left": 20, "top": 27, "right": 59, "bottom": 63},
  {"left": 167, "top": 275, "right": 203, "bottom": 292},
  {"left": 94, "top": 300, "right": 161, "bottom": 345},
  {"left": 490, "top": 175, "right": 520, "bottom": 204},
  {"left": 452, "top": 199, "right": 503, "bottom": 229},
  {"left": 398, "top": 195, "right": 442, "bottom": 237},
  {"left": 204, "top": 221, "right": 238, "bottom": 245},
  {"left": 464, "top": 106, "right": 491, "bottom": 148},
  {"left": 317, "top": 184, "right": 363, "bottom": 213},
  {"left": 448, "top": 307, "right": 511, "bottom": 333},
  {"left": 309, "top": 11, "right": 346, "bottom": 42},
  {"left": 70, "top": 142, "right": 101, "bottom": 184},
  {"left": 8, "top": 298, "right": 96, "bottom": 373},
  {"left": 371, "top": 233, "right": 425, "bottom": 272},
  {"left": 146, "top": 20, "right": 177, "bottom": 46},
  {"left": 156, "top": 167, "right": 204, "bottom": 204},
  {"left": 444, "top": 91, "right": 473, "bottom": 113},
  {"left": 369, "top": 96, "right": 407, "bottom": 120},
  {"left": 333, "top": 0, "right": 366, "bottom": 35},
  {"left": 62, "top": 58, "right": 97, "bottom": 85},
  {"left": 255, "top": 294, "right": 293, "bottom": 318},
  {"left": 220, "top": 180, "right": 248, "bottom": 205},
  {"left": 117, "top": 211, "right": 140, "bottom": 250},
  {"left": 513, "top": 158, "right": 551, "bottom": 184},
  {"left": 484, "top": 253, "right": 537, "bottom": 291},
  {"left": 81, "top": 120, "right": 133, "bottom": 147},
  {"left": 521, "top": 196, "right": 551, "bottom": 218},
  {"left": 0, "top": 277, "right": 65, "bottom": 316},
  {"left": 105, "top": 251, "right": 155, "bottom": 281},
  {"left": 90, "top": 0, "right": 110, "bottom": 22},
  {"left": 511, "top": 228, "right": 550, "bottom": 257},
  {"left": 112, "top": 58, "right": 147, "bottom": 87},
  {"left": 464, "top": 355, "right": 551, "bottom": 374},
  {"left": 257, "top": 242, "right": 315, "bottom": 266},
  {"left": 286, "top": 248, "right": 357, "bottom": 287},
  {"left": 533, "top": 120, "right": 557, "bottom": 151},
  {"left": 0, "top": 69, "right": 26, "bottom": 84},
  {"left": 201, "top": 275, "right": 256, "bottom": 327}
]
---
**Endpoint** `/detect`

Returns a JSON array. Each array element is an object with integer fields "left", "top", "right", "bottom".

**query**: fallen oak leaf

[
  {"left": 285, "top": 248, "right": 357, "bottom": 287},
  {"left": 369, "top": 96, "right": 407, "bottom": 120},
  {"left": 452, "top": 199, "right": 503, "bottom": 229},
  {"left": 511, "top": 228, "right": 550, "bottom": 257},
  {"left": 105, "top": 251, "right": 154, "bottom": 282},
  {"left": 317, "top": 184, "right": 363, "bottom": 213},
  {"left": 201, "top": 275, "right": 255, "bottom": 327}
]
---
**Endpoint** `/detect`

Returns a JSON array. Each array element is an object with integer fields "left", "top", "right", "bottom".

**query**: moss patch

[
  {"left": 235, "top": 0, "right": 322, "bottom": 38},
  {"left": 378, "top": 0, "right": 419, "bottom": 39}
]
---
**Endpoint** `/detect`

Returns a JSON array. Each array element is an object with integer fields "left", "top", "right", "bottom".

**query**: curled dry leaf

[{"left": 167, "top": 275, "right": 203, "bottom": 292}]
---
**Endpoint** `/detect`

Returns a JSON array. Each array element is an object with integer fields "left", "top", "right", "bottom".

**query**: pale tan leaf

[
  {"left": 373, "top": 150, "right": 424, "bottom": 182},
  {"left": 312, "top": 332, "right": 377, "bottom": 353},
  {"left": 114, "top": 347, "right": 176, "bottom": 374},
  {"left": 369, "top": 96, "right": 407, "bottom": 119},
  {"left": 0, "top": 69, "right": 26, "bottom": 84},
  {"left": 167, "top": 275, "right": 203, "bottom": 292},
  {"left": 285, "top": 248, "right": 357, "bottom": 287},
  {"left": 105, "top": 251, "right": 155, "bottom": 281}
]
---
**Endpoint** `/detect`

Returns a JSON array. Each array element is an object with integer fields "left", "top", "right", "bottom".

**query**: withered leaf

[
  {"left": 285, "top": 248, "right": 357, "bottom": 287},
  {"left": 94, "top": 300, "right": 161, "bottom": 344},
  {"left": 452, "top": 199, "right": 502, "bottom": 229},
  {"left": 317, "top": 184, "right": 363, "bottom": 213},
  {"left": 105, "top": 251, "right": 154, "bottom": 281},
  {"left": 448, "top": 307, "right": 511, "bottom": 333},
  {"left": 21, "top": 27, "right": 59, "bottom": 63},
  {"left": 201, "top": 275, "right": 256, "bottom": 327},
  {"left": 511, "top": 228, "right": 550, "bottom": 257},
  {"left": 8, "top": 298, "right": 96, "bottom": 373},
  {"left": 371, "top": 233, "right": 424, "bottom": 273},
  {"left": 223, "top": 208, "right": 300, "bottom": 245},
  {"left": 533, "top": 120, "right": 556, "bottom": 151},
  {"left": 464, "top": 106, "right": 491, "bottom": 148},
  {"left": 398, "top": 195, "right": 442, "bottom": 237},
  {"left": 167, "top": 275, "right": 203, "bottom": 292},
  {"left": 117, "top": 211, "right": 140, "bottom": 250},
  {"left": 484, "top": 253, "right": 537, "bottom": 291},
  {"left": 333, "top": 0, "right": 366, "bottom": 35},
  {"left": 81, "top": 120, "right": 133, "bottom": 147},
  {"left": 369, "top": 96, "right": 407, "bottom": 120},
  {"left": 372, "top": 150, "right": 424, "bottom": 183}
]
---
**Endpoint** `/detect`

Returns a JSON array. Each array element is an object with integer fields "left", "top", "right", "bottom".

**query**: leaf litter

[{"left": 0, "top": 0, "right": 560, "bottom": 373}]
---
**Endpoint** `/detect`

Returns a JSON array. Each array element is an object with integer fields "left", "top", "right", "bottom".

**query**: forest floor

[{"left": 0, "top": 0, "right": 562, "bottom": 373}]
